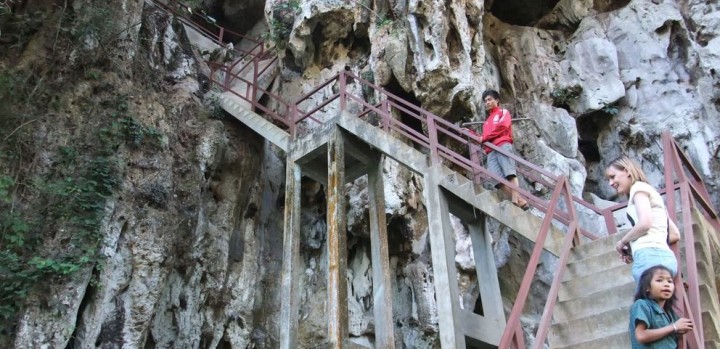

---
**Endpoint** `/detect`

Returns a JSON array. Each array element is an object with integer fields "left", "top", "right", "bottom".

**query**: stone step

[
  {"left": 218, "top": 93, "right": 289, "bottom": 151},
  {"left": 553, "top": 281, "right": 634, "bottom": 323},
  {"left": 704, "top": 339, "right": 720, "bottom": 349},
  {"left": 550, "top": 306, "right": 628, "bottom": 348},
  {"left": 700, "top": 283, "right": 720, "bottom": 317},
  {"left": 564, "top": 247, "right": 628, "bottom": 280},
  {"left": 702, "top": 308, "right": 720, "bottom": 342},
  {"left": 552, "top": 330, "right": 630, "bottom": 349},
  {"left": 568, "top": 233, "right": 623, "bottom": 262},
  {"left": 559, "top": 263, "right": 632, "bottom": 301},
  {"left": 459, "top": 180, "right": 477, "bottom": 196}
]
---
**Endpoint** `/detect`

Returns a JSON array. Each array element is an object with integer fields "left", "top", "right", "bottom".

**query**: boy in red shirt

[{"left": 463, "top": 90, "right": 529, "bottom": 210}]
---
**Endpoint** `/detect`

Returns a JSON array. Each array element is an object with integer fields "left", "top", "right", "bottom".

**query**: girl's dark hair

[{"left": 635, "top": 265, "right": 676, "bottom": 312}]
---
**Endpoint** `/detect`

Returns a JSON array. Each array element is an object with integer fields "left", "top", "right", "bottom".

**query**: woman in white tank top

[{"left": 605, "top": 156, "right": 680, "bottom": 283}]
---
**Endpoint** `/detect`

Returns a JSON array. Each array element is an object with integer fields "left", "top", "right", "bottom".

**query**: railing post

[
  {"left": 427, "top": 114, "right": 439, "bottom": 165},
  {"left": 532, "top": 179, "right": 579, "bottom": 349},
  {"left": 680, "top": 184, "right": 705, "bottom": 347},
  {"left": 288, "top": 104, "right": 297, "bottom": 140},
  {"left": 600, "top": 208, "right": 617, "bottom": 235},
  {"left": 251, "top": 58, "right": 259, "bottom": 112},
  {"left": 469, "top": 143, "right": 483, "bottom": 185},
  {"left": 381, "top": 99, "right": 390, "bottom": 131},
  {"left": 663, "top": 134, "right": 678, "bottom": 220},
  {"left": 498, "top": 179, "right": 565, "bottom": 348},
  {"left": 222, "top": 65, "right": 232, "bottom": 91},
  {"left": 218, "top": 27, "right": 224, "bottom": 43},
  {"left": 339, "top": 72, "right": 347, "bottom": 111}
]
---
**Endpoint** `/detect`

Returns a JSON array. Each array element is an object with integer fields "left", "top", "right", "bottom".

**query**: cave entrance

[
  {"left": 487, "top": 0, "right": 560, "bottom": 27},
  {"left": 576, "top": 109, "right": 614, "bottom": 194},
  {"left": 382, "top": 75, "right": 425, "bottom": 142}
]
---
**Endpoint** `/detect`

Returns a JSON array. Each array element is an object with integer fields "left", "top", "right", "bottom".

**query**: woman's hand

[
  {"left": 674, "top": 318, "right": 694, "bottom": 334},
  {"left": 616, "top": 240, "right": 632, "bottom": 263}
]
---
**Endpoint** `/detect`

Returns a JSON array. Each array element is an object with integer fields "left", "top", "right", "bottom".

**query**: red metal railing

[
  {"left": 663, "top": 131, "right": 720, "bottom": 349},
  {"left": 211, "top": 68, "right": 719, "bottom": 348},
  {"left": 152, "top": 2, "right": 719, "bottom": 347}
]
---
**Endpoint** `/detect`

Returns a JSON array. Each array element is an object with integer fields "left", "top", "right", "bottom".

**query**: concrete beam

[
  {"left": 468, "top": 218, "right": 506, "bottom": 328},
  {"left": 459, "top": 310, "right": 505, "bottom": 345},
  {"left": 327, "top": 128, "right": 348, "bottom": 347},
  {"left": 367, "top": 155, "right": 395, "bottom": 349},
  {"left": 279, "top": 160, "right": 302, "bottom": 349},
  {"left": 423, "top": 166, "right": 465, "bottom": 349},
  {"left": 336, "top": 113, "right": 427, "bottom": 174}
]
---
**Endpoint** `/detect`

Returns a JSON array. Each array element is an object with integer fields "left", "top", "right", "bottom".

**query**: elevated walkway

[{"left": 151, "top": 1, "right": 720, "bottom": 348}]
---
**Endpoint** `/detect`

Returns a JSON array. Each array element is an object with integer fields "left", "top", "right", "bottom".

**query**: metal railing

[
  {"left": 151, "top": 2, "right": 719, "bottom": 347},
  {"left": 663, "top": 131, "right": 720, "bottom": 349}
]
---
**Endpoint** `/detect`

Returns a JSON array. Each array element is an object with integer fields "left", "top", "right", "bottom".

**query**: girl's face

[
  {"left": 606, "top": 166, "right": 632, "bottom": 195},
  {"left": 647, "top": 269, "right": 675, "bottom": 301}
]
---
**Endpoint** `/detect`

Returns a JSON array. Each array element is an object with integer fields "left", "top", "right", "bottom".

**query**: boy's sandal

[{"left": 513, "top": 202, "right": 531, "bottom": 211}]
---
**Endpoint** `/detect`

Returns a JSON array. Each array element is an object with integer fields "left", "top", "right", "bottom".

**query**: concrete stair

[
  {"left": 550, "top": 219, "right": 720, "bottom": 349},
  {"left": 435, "top": 165, "right": 565, "bottom": 256},
  {"left": 218, "top": 94, "right": 289, "bottom": 151},
  {"left": 549, "top": 234, "right": 634, "bottom": 348}
]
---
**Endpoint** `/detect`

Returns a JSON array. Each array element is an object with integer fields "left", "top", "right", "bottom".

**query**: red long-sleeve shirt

[{"left": 468, "top": 107, "right": 514, "bottom": 154}]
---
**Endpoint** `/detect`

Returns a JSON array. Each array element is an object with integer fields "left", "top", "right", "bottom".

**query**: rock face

[{"left": 2, "top": 0, "right": 719, "bottom": 348}]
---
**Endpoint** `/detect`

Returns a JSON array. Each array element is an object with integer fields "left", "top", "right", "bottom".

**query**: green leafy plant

[
  {"left": 264, "top": 0, "right": 302, "bottom": 49},
  {"left": 274, "top": 0, "right": 300, "bottom": 12},
  {"left": 204, "top": 94, "right": 225, "bottom": 119},
  {"left": 600, "top": 101, "right": 620, "bottom": 116},
  {"left": 376, "top": 15, "right": 393, "bottom": 28},
  {"left": 0, "top": 80, "right": 162, "bottom": 328},
  {"left": 550, "top": 84, "right": 582, "bottom": 108}
]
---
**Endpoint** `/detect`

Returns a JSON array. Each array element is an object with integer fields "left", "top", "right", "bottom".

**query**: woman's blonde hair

[{"left": 607, "top": 156, "right": 648, "bottom": 183}]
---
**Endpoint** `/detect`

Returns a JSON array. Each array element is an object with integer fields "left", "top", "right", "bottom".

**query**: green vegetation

[
  {"left": 0, "top": 71, "right": 169, "bottom": 331},
  {"left": 376, "top": 15, "right": 393, "bottom": 28},
  {"left": 600, "top": 101, "right": 620, "bottom": 116},
  {"left": 550, "top": 84, "right": 583, "bottom": 109},
  {"left": 0, "top": 0, "right": 180, "bottom": 342},
  {"left": 264, "top": 0, "right": 301, "bottom": 49}
]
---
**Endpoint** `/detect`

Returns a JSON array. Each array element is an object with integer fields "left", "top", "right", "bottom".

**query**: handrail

[
  {"left": 151, "top": 4, "right": 718, "bottom": 347},
  {"left": 663, "top": 131, "right": 720, "bottom": 349},
  {"left": 498, "top": 176, "right": 581, "bottom": 348},
  {"left": 152, "top": 0, "right": 262, "bottom": 46}
]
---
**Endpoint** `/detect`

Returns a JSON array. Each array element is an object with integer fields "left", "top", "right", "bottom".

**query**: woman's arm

[
  {"left": 667, "top": 218, "right": 680, "bottom": 244},
  {"left": 621, "top": 192, "right": 653, "bottom": 243}
]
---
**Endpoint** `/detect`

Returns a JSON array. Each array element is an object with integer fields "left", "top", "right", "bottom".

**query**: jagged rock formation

[{"left": 1, "top": 0, "right": 718, "bottom": 348}]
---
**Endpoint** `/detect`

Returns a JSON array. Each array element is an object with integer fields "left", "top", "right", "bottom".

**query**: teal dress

[{"left": 629, "top": 298, "right": 678, "bottom": 348}]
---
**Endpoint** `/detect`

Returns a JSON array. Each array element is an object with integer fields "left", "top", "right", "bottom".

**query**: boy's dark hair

[
  {"left": 482, "top": 89, "right": 500, "bottom": 101},
  {"left": 634, "top": 265, "right": 676, "bottom": 312}
]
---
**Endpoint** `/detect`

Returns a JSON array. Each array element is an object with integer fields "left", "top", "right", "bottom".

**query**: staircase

[
  {"left": 436, "top": 167, "right": 565, "bottom": 256},
  {"left": 150, "top": 2, "right": 720, "bottom": 348},
  {"left": 550, "top": 234, "right": 634, "bottom": 348},
  {"left": 550, "top": 213, "right": 720, "bottom": 349}
]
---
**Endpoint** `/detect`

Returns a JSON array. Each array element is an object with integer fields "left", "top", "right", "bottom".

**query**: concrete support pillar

[
  {"left": 279, "top": 160, "right": 302, "bottom": 349},
  {"left": 468, "top": 216, "right": 505, "bottom": 323},
  {"left": 423, "top": 166, "right": 465, "bottom": 349},
  {"left": 367, "top": 155, "right": 395, "bottom": 348},
  {"left": 327, "top": 129, "right": 348, "bottom": 348}
]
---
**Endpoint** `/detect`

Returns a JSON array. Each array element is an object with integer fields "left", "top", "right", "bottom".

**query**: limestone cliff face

[{"left": 1, "top": 0, "right": 718, "bottom": 348}]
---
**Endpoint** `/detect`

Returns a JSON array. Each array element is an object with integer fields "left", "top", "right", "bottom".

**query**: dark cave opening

[
  {"left": 206, "top": 1, "right": 266, "bottom": 39},
  {"left": 487, "top": 0, "right": 560, "bottom": 27},
  {"left": 466, "top": 336, "right": 497, "bottom": 349},
  {"left": 593, "top": 0, "right": 632, "bottom": 13},
  {"left": 576, "top": 110, "right": 614, "bottom": 163},
  {"left": 382, "top": 75, "right": 424, "bottom": 143},
  {"left": 576, "top": 109, "right": 614, "bottom": 194}
]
